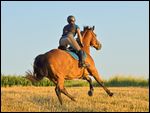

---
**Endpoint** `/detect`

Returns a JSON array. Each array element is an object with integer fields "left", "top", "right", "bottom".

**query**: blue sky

[{"left": 1, "top": 1, "right": 149, "bottom": 79}]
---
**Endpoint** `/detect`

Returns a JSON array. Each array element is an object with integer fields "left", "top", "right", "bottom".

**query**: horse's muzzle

[{"left": 96, "top": 43, "right": 102, "bottom": 50}]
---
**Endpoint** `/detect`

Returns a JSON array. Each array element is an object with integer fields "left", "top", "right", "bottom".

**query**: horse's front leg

[
  {"left": 83, "top": 76, "right": 94, "bottom": 96},
  {"left": 87, "top": 67, "right": 113, "bottom": 97}
]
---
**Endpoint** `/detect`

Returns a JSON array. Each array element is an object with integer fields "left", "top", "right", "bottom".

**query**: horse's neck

[
  {"left": 82, "top": 46, "right": 90, "bottom": 54},
  {"left": 82, "top": 32, "right": 91, "bottom": 54}
]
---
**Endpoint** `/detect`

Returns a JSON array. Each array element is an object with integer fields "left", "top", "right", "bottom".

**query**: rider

[{"left": 59, "top": 15, "right": 88, "bottom": 68}]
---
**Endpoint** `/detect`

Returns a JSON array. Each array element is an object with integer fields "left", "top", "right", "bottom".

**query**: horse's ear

[{"left": 92, "top": 26, "right": 95, "bottom": 31}]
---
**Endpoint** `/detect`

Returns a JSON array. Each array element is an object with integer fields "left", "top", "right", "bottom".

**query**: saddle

[{"left": 58, "top": 46, "right": 86, "bottom": 61}]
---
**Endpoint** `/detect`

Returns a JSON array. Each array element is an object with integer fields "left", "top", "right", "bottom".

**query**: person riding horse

[
  {"left": 26, "top": 24, "right": 113, "bottom": 105},
  {"left": 58, "top": 15, "right": 88, "bottom": 68}
]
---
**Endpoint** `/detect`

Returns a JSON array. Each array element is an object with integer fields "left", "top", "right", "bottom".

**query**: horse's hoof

[
  {"left": 88, "top": 90, "right": 93, "bottom": 96},
  {"left": 109, "top": 92, "right": 113, "bottom": 97}
]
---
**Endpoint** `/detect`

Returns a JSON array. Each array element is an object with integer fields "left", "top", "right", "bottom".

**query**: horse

[{"left": 26, "top": 26, "right": 113, "bottom": 105}]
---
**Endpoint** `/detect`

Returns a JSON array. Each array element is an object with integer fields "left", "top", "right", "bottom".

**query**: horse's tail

[{"left": 25, "top": 54, "right": 48, "bottom": 82}]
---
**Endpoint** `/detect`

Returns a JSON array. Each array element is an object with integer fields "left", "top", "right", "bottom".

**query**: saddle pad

[{"left": 66, "top": 50, "right": 86, "bottom": 60}]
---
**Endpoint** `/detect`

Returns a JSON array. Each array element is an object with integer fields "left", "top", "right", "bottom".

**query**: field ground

[{"left": 1, "top": 86, "right": 149, "bottom": 112}]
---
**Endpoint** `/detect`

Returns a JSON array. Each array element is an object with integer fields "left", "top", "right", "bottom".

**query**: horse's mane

[
  {"left": 83, "top": 26, "right": 94, "bottom": 31},
  {"left": 80, "top": 26, "right": 94, "bottom": 37}
]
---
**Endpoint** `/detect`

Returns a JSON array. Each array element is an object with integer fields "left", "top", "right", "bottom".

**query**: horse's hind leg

[
  {"left": 55, "top": 77, "right": 66, "bottom": 105},
  {"left": 47, "top": 77, "right": 64, "bottom": 104},
  {"left": 56, "top": 77, "right": 76, "bottom": 104},
  {"left": 61, "top": 88, "right": 76, "bottom": 101},
  {"left": 55, "top": 86, "right": 63, "bottom": 105},
  {"left": 87, "top": 67, "right": 113, "bottom": 96},
  {"left": 83, "top": 76, "right": 94, "bottom": 96}
]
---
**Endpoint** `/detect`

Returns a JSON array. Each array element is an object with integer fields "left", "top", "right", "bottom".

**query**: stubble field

[{"left": 1, "top": 86, "right": 149, "bottom": 112}]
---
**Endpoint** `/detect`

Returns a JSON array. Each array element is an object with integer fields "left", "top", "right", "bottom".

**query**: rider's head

[{"left": 67, "top": 15, "right": 75, "bottom": 24}]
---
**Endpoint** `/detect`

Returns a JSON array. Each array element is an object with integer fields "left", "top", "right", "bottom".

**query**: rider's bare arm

[{"left": 77, "top": 28, "right": 83, "bottom": 46}]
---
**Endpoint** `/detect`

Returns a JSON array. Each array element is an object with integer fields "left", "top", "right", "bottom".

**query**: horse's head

[{"left": 81, "top": 26, "right": 102, "bottom": 50}]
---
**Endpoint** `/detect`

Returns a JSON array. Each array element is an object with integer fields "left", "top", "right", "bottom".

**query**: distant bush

[
  {"left": 93, "top": 75, "right": 149, "bottom": 87},
  {"left": 1, "top": 75, "right": 54, "bottom": 87},
  {"left": 1, "top": 75, "right": 31, "bottom": 87},
  {"left": 1, "top": 75, "right": 149, "bottom": 87},
  {"left": 107, "top": 76, "right": 148, "bottom": 87}
]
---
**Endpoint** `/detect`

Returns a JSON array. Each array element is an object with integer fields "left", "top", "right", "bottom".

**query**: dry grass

[{"left": 1, "top": 86, "right": 149, "bottom": 112}]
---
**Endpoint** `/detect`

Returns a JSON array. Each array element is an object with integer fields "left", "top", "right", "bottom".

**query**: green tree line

[{"left": 1, "top": 75, "right": 149, "bottom": 87}]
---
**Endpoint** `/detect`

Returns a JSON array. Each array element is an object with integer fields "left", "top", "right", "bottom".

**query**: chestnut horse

[{"left": 26, "top": 26, "right": 113, "bottom": 105}]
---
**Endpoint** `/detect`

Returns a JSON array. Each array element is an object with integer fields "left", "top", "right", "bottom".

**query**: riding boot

[{"left": 77, "top": 50, "right": 89, "bottom": 68}]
